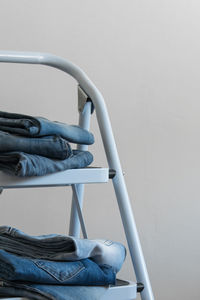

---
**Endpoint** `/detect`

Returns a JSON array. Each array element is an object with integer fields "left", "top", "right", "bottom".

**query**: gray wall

[{"left": 0, "top": 1, "right": 200, "bottom": 299}]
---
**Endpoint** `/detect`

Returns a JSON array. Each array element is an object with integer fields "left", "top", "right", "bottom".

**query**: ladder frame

[{"left": 0, "top": 51, "right": 154, "bottom": 300}]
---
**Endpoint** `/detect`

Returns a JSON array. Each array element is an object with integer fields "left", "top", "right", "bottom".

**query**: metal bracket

[
  {"left": 137, "top": 282, "right": 144, "bottom": 293},
  {"left": 109, "top": 169, "right": 125, "bottom": 179},
  {"left": 78, "top": 85, "right": 94, "bottom": 114},
  {"left": 109, "top": 169, "right": 116, "bottom": 179}
]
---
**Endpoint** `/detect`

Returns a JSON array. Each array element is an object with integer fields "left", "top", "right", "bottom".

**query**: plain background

[{"left": 0, "top": 1, "right": 200, "bottom": 299}]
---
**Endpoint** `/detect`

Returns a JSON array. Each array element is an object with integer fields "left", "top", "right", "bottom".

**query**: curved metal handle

[{"left": 0, "top": 51, "right": 104, "bottom": 109}]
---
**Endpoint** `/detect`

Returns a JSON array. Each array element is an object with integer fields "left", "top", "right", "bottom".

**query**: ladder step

[
  {"left": 0, "top": 168, "right": 109, "bottom": 189},
  {"left": 101, "top": 279, "right": 137, "bottom": 300}
]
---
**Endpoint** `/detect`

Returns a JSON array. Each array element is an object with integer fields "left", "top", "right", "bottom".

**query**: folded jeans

[
  {"left": 0, "top": 111, "right": 94, "bottom": 145},
  {"left": 0, "top": 249, "right": 115, "bottom": 285},
  {"left": 0, "top": 226, "right": 126, "bottom": 273},
  {"left": 0, "top": 280, "right": 108, "bottom": 300},
  {"left": 0, "top": 131, "right": 72, "bottom": 160},
  {"left": 0, "top": 150, "right": 93, "bottom": 176}
]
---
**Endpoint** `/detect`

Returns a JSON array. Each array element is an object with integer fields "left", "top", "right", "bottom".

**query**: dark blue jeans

[
  {"left": 0, "top": 226, "right": 126, "bottom": 273},
  {"left": 0, "top": 150, "right": 93, "bottom": 176},
  {"left": 0, "top": 110, "right": 94, "bottom": 145},
  {"left": 0, "top": 131, "right": 72, "bottom": 159},
  {"left": 0, "top": 249, "right": 115, "bottom": 285}
]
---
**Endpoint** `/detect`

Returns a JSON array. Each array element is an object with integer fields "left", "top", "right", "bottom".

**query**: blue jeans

[
  {"left": 0, "top": 226, "right": 126, "bottom": 273},
  {"left": 0, "top": 249, "right": 115, "bottom": 285},
  {"left": 0, "top": 150, "right": 93, "bottom": 176},
  {"left": 0, "top": 111, "right": 94, "bottom": 145},
  {"left": 0, "top": 280, "right": 108, "bottom": 300},
  {"left": 0, "top": 131, "right": 72, "bottom": 160}
]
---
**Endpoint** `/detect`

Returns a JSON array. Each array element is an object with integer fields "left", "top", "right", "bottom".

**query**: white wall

[{"left": 0, "top": 1, "right": 200, "bottom": 299}]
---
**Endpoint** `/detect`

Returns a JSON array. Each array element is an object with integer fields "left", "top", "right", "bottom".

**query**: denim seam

[
  {"left": 103, "top": 240, "right": 113, "bottom": 246},
  {"left": 33, "top": 260, "right": 86, "bottom": 282}
]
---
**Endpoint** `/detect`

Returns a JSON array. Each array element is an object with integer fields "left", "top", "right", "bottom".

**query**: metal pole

[{"left": 69, "top": 100, "right": 92, "bottom": 237}]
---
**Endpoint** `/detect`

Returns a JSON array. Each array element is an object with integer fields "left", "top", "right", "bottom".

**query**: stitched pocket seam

[{"left": 34, "top": 260, "right": 85, "bottom": 282}]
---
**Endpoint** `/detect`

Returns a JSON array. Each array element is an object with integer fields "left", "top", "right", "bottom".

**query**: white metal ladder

[{"left": 0, "top": 51, "right": 154, "bottom": 300}]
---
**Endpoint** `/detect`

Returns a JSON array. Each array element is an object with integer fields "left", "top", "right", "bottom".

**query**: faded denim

[
  {"left": 0, "top": 249, "right": 115, "bottom": 285},
  {"left": 0, "top": 110, "right": 94, "bottom": 145},
  {"left": 0, "top": 131, "right": 72, "bottom": 160},
  {"left": 0, "top": 280, "right": 108, "bottom": 300},
  {"left": 0, "top": 226, "right": 126, "bottom": 273},
  {"left": 0, "top": 150, "right": 93, "bottom": 177}
]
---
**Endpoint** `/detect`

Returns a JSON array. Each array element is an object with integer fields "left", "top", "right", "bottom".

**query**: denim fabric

[
  {"left": 0, "top": 280, "right": 107, "bottom": 300},
  {"left": 0, "top": 131, "right": 72, "bottom": 160},
  {"left": 0, "top": 249, "right": 115, "bottom": 285},
  {"left": 0, "top": 226, "right": 126, "bottom": 273},
  {"left": 0, "top": 150, "right": 93, "bottom": 177},
  {"left": 0, "top": 111, "right": 94, "bottom": 145}
]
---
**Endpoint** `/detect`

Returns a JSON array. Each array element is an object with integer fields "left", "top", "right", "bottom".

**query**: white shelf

[
  {"left": 0, "top": 168, "right": 109, "bottom": 189},
  {"left": 102, "top": 280, "right": 137, "bottom": 300}
]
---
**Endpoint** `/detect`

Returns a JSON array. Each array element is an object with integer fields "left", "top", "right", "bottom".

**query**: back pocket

[{"left": 34, "top": 259, "right": 85, "bottom": 282}]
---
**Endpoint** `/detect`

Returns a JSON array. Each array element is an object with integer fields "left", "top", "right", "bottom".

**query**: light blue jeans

[
  {"left": 0, "top": 110, "right": 94, "bottom": 145},
  {"left": 0, "top": 280, "right": 108, "bottom": 300}
]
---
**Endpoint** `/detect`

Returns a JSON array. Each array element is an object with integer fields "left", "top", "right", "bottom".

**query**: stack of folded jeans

[
  {"left": 0, "top": 111, "right": 94, "bottom": 177},
  {"left": 0, "top": 226, "right": 126, "bottom": 300}
]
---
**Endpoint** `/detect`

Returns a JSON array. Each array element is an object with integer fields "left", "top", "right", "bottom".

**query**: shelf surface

[
  {"left": 0, "top": 168, "right": 109, "bottom": 189},
  {"left": 102, "top": 279, "right": 137, "bottom": 300}
]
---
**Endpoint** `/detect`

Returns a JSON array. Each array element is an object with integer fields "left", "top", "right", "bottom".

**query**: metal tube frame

[
  {"left": 71, "top": 184, "right": 88, "bottom": 239},
  {"left": 0, "top": 51, "right": 154, "bottom": 300},
  {"left": 69, "top": 101, "right": 92, "bottom": 238}
]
